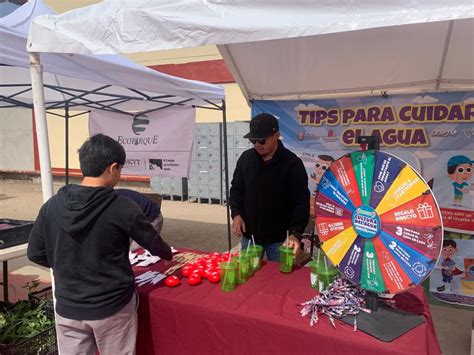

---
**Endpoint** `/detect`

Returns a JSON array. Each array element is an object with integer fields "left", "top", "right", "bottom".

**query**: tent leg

[
  {"left": 29, "top": 52, "right": 57, "bottom": 341},
  {"left": 65, "top": 102, "right": 69, "bottom": 185},
  {"left": 29, "top": 52, "right": 53, "bottom": 202},
  {"left": 221, "top": 100, "right": 232, "bottom": 251}
]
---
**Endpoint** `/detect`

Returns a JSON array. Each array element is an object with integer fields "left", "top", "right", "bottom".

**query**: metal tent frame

[{"left": 1, "top": 64, "right": 233, "bottom": 251}]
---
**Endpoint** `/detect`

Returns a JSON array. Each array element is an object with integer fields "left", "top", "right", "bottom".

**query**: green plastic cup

[
  {"left": 240, "top": 250, "right": 256, "bottom": 277},
  {"left": 232, "top": 255, "right": 249, "bottom": 284},
  {"left": 279, "top": 246, "right": 294, "bottom": 273},
  {"left": 219, "top": 261, "right": 237, "bottom": 292},
  {"left": 248, "top": 245, "right": 263, "bottom": 270},
  {"left": 317, "top": 265, "right": 339, "bottom": 290},
  {"left": 308, "top": 259, "right": 322, "bottom": 290}
]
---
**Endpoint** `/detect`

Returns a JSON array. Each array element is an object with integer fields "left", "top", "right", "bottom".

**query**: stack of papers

[
  {"left": 129, "top": 250, "right": 161, "bottom": 267},
  {"left": 135, "top": 271, "right": 166, "bottom": 287},
  {"left": 129, "top": 247, "right": 179, "bottom": 267}
]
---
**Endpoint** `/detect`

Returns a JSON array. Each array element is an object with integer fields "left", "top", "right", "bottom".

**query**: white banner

[{"left": 89, "top": 107, "right": 195, "bottom": 177}]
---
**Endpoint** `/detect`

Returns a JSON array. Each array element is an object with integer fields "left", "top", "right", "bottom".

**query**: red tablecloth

[{"left": 135, "top": 254, "right": 441, "bottom": 355}]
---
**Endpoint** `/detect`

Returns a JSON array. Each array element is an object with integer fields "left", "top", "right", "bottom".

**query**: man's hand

[
  {"left": 284, "top": 235, "right": 301, "bottom": 255},
  {"left": 232, "top": 215, "right": 246, "bottom": 237}
]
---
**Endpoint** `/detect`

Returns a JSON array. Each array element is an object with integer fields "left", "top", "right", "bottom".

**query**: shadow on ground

[
  {"left": 1, "top": 273, "right": 49, "bottom": 303},
  {"left": 161, "top": 218, "right": 239, "bottom": 252}
]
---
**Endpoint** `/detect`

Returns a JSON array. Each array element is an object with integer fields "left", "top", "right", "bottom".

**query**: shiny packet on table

[
  {"left": 135, "top": 271, "right": 167, "bottom": 287},
  {"left": 129, "top": 247, "right": 178, "bottom": 267}
]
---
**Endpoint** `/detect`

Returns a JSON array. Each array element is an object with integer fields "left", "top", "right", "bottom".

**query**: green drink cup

[
  {"left": 219, "top": 261, "right": 237, "bottom": 292},
  {"left": 240, "top": 250, "right": 256, "bottom": 277},
  {"left": 232, "top": 255, "right": 249, "bottom": 284},
  {"left": 308, "top": 259, "right": 323, "bottom": 290},
  {"left": 279, "top": 246, "right": 294, "bottom": 273},
  {"left": 317, "top": 265, "right": 339, "bottom": 291},
  {"left": 248, "top": 245, "right": 263, "bottom": 270}
]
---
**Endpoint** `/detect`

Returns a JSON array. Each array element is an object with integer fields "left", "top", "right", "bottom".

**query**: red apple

[
  {"left": 203, "top": 268, "right": 215, "bottom": 279},
  {"left": 192, "top": 269, "right": 204, "bottom": 278},
  {"left": 196, "top": 257, "right": 210, "bottom": 267},
  {"left": 188, "top": 273, "right": 202, "bottom": 285},
  {"left": 165, "top": 275, "right": 181, "bottom": 287},
  {"left": 217, "top": 256, "right": 228, "bottom": 263},
  {"left": 206, "top": 261, "right": 216, "bottom": 269},
  {"left": 181, "top": 265, "right": 195, "bottom": 277},
  {"left": 208, "top": 271, "right": 221, "bottom": 283}
]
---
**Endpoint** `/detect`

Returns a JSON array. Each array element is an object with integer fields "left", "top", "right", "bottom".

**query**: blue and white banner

[{"left": 252, "top": 91, "right": 474, "bottom": 233}]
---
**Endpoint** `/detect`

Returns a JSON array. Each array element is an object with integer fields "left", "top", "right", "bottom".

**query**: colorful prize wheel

[{"left": 314, "top": 150, "right": 443, "bottom": 294}]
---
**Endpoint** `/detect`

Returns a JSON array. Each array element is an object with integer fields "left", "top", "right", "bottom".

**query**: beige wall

[
  {"left": 196, "top": 84, "right": 250, "bottom": 123},
  {"left": 44, "top": 0, "right": 101, "bottom": 13},
  {"left": 0, "top": 109, "right": 34, "bottom": 171},
  {"left": 126, "top": 46, "right": 222, "bottom": 66},
  {"left": 46, "top": 111, "right": 89, "bottom": 170}
]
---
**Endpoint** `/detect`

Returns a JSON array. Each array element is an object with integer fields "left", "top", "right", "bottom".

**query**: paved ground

[{"left": 0, "top": 178, "right": 472, "bottom": 354}]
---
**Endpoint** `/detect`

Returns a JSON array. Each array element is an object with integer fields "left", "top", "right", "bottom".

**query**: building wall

[
  {"left": 46, "top": 111, "right": 90, "bottom": 170},
  {"left": 0, "top": 108, "right": 34, "bottom": 171}
]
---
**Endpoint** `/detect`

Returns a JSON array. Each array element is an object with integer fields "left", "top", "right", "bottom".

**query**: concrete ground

[{"left": 1, "top": 179, "right": 472, "bottom": 354}]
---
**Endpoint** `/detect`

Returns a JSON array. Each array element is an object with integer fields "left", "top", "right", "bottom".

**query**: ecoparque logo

[{"left": 132, "top": 114, "right": 150, "bottom": 135}]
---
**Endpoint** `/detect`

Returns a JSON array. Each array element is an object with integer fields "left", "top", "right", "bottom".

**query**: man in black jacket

[
  {"left": 28, "top": 134, "right": 172, "bottom": 354},
  {"left": 115, "top": 188, "right": 164, "bottom": 250},
  {"left": 229, "top": 113, "right": 310, "bottom": 261}
]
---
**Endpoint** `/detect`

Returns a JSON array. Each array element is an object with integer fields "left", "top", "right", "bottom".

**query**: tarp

[
  {"left": 89, "top": 107, "right": 196, "bottom": 177},
  {"left": 1, "top": 0, "right": 224, "bottom": 112},
  {"left": 27, "top": 0, "right": 474, "bottom": 100}
]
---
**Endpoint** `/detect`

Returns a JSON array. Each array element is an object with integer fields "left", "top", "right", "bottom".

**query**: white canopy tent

[
  {"left": 25, "top": 0, "right": 474, "bottom": 251},
  {"left": 0, "top": 0, "right": 225, "bottom": 202},
  {"left": 27, "top": 0, "right": 474, "bottom": 101},
  {"left": 2, "top": 0, "right": 224, "bottom": 108}
]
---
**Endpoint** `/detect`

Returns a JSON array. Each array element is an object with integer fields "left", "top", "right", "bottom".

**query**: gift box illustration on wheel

[{"left": 417, "top": 202, "right": 434, "bottom": 220}]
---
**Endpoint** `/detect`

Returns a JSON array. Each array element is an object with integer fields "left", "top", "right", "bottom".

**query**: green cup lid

[
  {"left": 232, "top": 254, "right": 248, "bottom": 261},
  {"left": 279, "top": 245, "right": 293, "bottom": 253},
  {"left": 219, "top": 261, "right": 237, "bottom": 269},
  {"left": 317, "top": 267, "right": 339, "bottom": 276},
  {"left": 241, "top": 249, "right": 257, "bottom": 256}
]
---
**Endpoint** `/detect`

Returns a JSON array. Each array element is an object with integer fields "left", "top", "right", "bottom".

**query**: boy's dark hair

[
  {"left": 318, "top": 155, "right": 335, "bottom": 163},
  {"left": 443, "top": 239, "right": 457, "bottom": 249},
  {"left": 447, "top": 165, "right": 457, "bottom": 174},
  {"left": 78, "top": 134, "right": 126, "bottom": 177}
]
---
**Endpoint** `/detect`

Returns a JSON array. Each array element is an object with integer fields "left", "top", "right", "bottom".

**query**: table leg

[{"left": 2, "top": 260, "right": 8, "bottom": 304}]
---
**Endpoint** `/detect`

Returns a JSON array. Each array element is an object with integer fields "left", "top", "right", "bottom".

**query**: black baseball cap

[{"left": 243, "top": 113, "right": 279, "bottom": 139}]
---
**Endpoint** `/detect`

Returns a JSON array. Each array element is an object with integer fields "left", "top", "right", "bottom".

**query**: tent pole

[
  {"left": 221, "top": 100, "right": 232, "bottom": 251},
  {"left": 65, "top": 102, "right": 69, "bottom": 185},
  {"left": 29, "top": 52, "right": 53, "bottom": 202},
  {"left": 435, "top": 20, "right": 454, "bottom": 91}
]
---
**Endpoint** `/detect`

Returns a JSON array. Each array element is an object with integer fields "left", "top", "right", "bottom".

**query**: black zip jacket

[
  {"left": 27, "top": 184, "right": 172, "bottom": 321},
  {"left": 229, "top": 141, "right": 310, "bottom": 243}
]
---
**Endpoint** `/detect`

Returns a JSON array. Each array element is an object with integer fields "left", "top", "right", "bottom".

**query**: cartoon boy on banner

[
  {"left": 310, "top": 155, "right": 334, "bottom": 197},
  {"left": 436, "top": 239, "right": 463, "bottom": 292},
  {"left": 447, "top": 155, "right": 474, "bottom": 207}
]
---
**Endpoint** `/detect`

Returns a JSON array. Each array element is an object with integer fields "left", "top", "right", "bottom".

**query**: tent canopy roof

[
  {"left": 1, "top": 0, "right": 224, "bottom": 113},
  {"left": 26, "top": 0, "right": 474, "bottom": 101}
]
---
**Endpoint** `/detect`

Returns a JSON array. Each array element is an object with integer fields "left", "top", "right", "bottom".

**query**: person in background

[
  {"left": 27, "top": 134, "right": 172, "bottom": 354},
  {"left": 115, "top": 188, "right": 164, "bottom": 250},
  {"left": 229, "top": 113, "right": 310, "bottom": 261}
]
